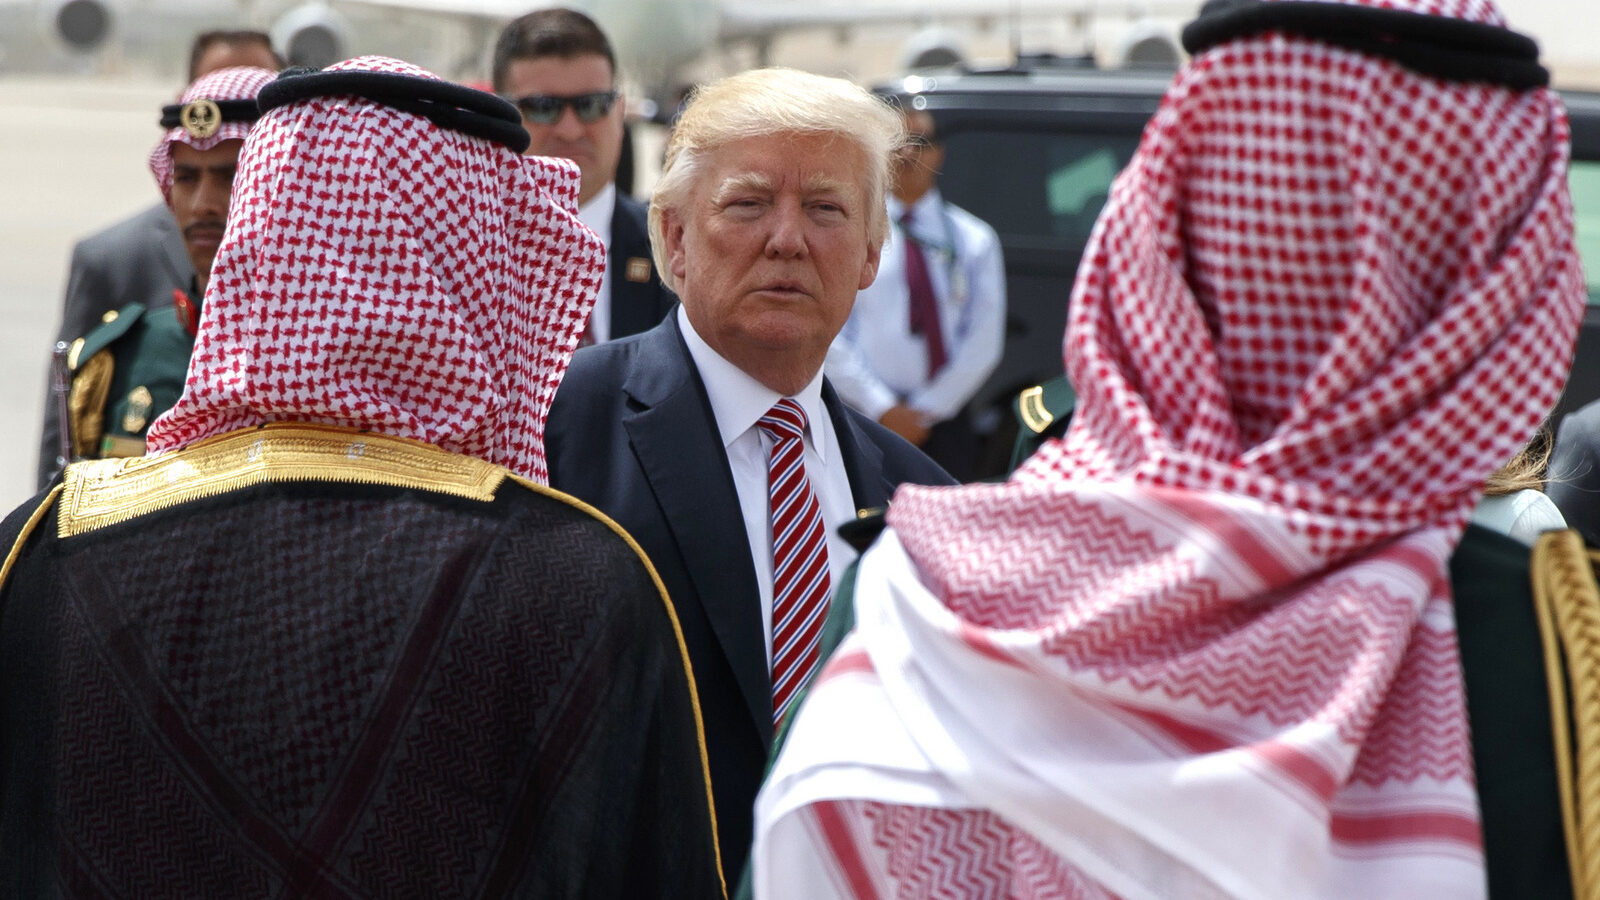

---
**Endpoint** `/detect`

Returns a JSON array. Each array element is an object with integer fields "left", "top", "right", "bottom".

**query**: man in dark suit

[
  {"left": 545, "top": 67, "right": 953, "bottom": 883},
  {"left": 36, "top": 31, "right": 282, "bottom": 487},
  {"left": 492, "top": 8, "right": 675, "bottom": 344},
  {"left": 50, "top": 203, "right": 192, "bottom": 371}
]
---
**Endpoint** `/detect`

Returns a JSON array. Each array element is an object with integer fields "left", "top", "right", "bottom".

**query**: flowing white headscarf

[
  {"left": 145, "top": 56, "right": 603, "bottom": 484},
  {"left": 755, "top": 0, "right": 1586, "bottom": 896}
]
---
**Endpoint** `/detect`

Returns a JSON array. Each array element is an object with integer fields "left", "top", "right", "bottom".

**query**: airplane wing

[
  {"left": 718, "top": 0, "right": 1197, "bottom": 38},
  {"left": 331, "top": 0, "right": 530, "bottom": 16},
  {"left": 13, "top": 0, "right": 1193, "bottom": 107},
  {"left": 334, "top": 0, "right": 1192, "bottom": 26}
]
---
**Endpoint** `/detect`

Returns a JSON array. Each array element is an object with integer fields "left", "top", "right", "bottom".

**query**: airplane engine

[
  {"left": 589, "top": 0, "right": 718, "bottom": 96},
  {"left": 899, "top": 26, "right": 967, "bottom": 71},
  {"left": 36, "top": 0, "right": 119, "bottom": 53},
  {"left": 271, "top": 2, "right": 352, "bottom": 69},
  {"left": 1108, "top": 19, "right": 1182, "bottom": 69}
]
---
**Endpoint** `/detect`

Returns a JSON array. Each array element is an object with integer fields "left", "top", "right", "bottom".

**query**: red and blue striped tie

[{"left": 759, "top": 398, "right": 832, "bottom": 725}]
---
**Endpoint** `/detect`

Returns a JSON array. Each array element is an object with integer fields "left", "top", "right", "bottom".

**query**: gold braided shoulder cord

[
  {"left": 0, "top": 486, "right": 64, "bottom": 595},
  {"left": 67, "top": 349, "right": 113, "bottom": 458},
  {"left": 1531, "top": 528, "right": 1600, "bottom": 899},
  {"left": 506, "top": 474, "right": 726, "bottom": 898}
]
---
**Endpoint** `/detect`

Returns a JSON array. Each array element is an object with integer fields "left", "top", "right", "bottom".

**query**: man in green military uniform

[{"left": 52, "top": 65, "right": 274, "bottom": 474}]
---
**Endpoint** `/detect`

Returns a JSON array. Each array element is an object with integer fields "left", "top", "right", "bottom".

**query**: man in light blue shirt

[{"left": 826, "top": 107, "right": 1006, "bottom": 481}]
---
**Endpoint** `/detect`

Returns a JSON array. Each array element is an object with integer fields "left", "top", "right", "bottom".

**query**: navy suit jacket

[
  {"left": 544, "top": 314, "right": 953, "bottom": 881},
  {"left": 605, "top": 193, "right": 676, "bottom": 341},
  {"left": 38, "top": 203, "right": 193, "bottom": 487}
]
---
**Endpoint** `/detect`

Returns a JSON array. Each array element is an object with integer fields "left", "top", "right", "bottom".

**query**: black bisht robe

[{"left": 0, "top": 424, "right": 724, "bottom": 898}]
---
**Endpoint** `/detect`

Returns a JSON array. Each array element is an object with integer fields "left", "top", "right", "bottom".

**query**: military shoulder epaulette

[
  {"left": 1014, "top": 374, "right": 1076, "bottom": 436},
  {"left": 1007, "top": 375, "right": 1078, "bottom": 476},
  {"left": 68, "top": 303, "right": 148, "bottom": 372}
]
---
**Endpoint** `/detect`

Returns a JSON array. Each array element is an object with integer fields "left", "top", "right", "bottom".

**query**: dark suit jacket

[
  {"left": 37, "top": 203, "right": 192, "bottom": 487},
  {"left": 1548, "top": 399, "right": 1600, "bottom": 545},
  {"left": 544, "top": 314, "right": 953, "bottom": 882},
  {"left": 606, "top": 193, "right": 676, "bottom": 341},
  {"left": 1451, "top": 524, "right": 1571, "bottom": 899}
]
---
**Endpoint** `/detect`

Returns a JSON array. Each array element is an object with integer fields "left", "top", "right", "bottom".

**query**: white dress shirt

[
  {"left": 1470, "top": 488, "right": 1567, "bottom": 546},
  {"left": 677, "top": 306, "right": 861, "bottom": 667},
  {"left": 827, "top": 188, "right": 1007, "bottom": 423},
  {"left": 577, "top": 181, "right": 617, "bottom": 343}
]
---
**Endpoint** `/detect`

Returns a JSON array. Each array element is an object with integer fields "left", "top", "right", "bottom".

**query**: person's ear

[{"left": 664, "top": 208, "right": 688, "bottom": 282}]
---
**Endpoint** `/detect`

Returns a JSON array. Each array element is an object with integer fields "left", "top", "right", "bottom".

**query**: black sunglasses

[{"left": 506, "top": 90, "right": 618, "bottom": 124}]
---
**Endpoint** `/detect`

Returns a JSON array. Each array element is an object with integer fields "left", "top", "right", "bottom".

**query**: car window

[
  {"left": 939, "top": 129, "right": 1140, "bottom": 245},
  {"left": 1048, "top": 148, "right": 1122, "bottom": 223},
  {"left": 1570, "top": 159, "right": 1600, "bottom": 305}
]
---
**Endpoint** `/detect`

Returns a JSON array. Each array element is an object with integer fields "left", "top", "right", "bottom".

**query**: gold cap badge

[
  {"left": 179, "top": 98, "right": 222, "bottom": 139},
  {"left": 122, "top": 386, "right": 154, "bottom": 434},
  {"left": 625, "top": 257, "right": 652, "bottom": 283}
]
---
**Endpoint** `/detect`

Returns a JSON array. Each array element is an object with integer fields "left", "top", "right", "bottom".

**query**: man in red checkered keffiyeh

[
  {"left": 148, "top": 66, "right": 274, "bottom": 203},
  {"left": 753, "top": 0, "right": 1586, "bottom": 897},
  {"left": 0, "top": 57, "right": 724, "bottom": 896},
  {"left": 146, "top": 56, "right": 601, "bottom": 483}
]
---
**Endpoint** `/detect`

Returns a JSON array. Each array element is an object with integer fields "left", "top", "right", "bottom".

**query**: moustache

[{"left": 183, "top": 221, "right": 226, "bottom": 241}]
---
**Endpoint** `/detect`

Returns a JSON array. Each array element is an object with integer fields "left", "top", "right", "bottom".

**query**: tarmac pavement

[{"left": 0, "top": 74, "right": 176, "bottom": 511}]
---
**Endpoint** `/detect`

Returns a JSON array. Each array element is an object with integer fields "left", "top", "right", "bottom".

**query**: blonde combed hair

[
  {"left": 647, "top": 67, "right": 905, "bottom": 294},
  {"left": 1485, "top": 437, "right": 1552, "bottom": 497}
]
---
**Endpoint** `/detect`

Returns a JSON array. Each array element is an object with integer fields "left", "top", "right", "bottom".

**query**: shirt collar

[
  {"left": 888, "top": 188, "right": 943, "bottom": 229},
  {"left": 676, "top": 306, "right": 832, "bottom": 462},
  {"left": 577, "top": 181, "right": 616, "bottom": 246}
]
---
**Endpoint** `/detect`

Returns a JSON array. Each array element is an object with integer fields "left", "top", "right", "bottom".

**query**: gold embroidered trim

[
  {"left": 57, "top": 424, "right": 506, "bottom": 538},
  {"left": 1018, "top": 384, "right": 1054, "bottom": 435},
  {"left": 68, "top": 348, "right": 114, "bottom": 458},
  {"left": 1530, "top": 528, "right": 1600, "bottom": 899},
  {"left": 0, "top": 485, "right": 64, "bottom": 594},
  {"left": 506, "top": 474, "right": 726, "bottom": 896}
]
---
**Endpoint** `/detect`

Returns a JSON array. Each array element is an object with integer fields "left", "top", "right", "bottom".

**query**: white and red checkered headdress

[
  {"left": 145, "top": 57, "right": 602, "bottom": 483},
  {"left": 148, "top": 65, "right": 275, "bottom": 201}
]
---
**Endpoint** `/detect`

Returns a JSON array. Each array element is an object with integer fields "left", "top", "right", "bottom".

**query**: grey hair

[{"left": 647, "top": 67, "right": 905, "bottom": 294}]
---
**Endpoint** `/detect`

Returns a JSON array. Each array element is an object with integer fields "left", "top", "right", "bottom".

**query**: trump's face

[{"left": 663, "top": 131, "right": 881, "bottom": 395}]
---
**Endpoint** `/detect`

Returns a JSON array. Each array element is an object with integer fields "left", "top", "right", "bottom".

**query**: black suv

[{"left": 880, "top": 58, "right": 1600, "bottom": 474}]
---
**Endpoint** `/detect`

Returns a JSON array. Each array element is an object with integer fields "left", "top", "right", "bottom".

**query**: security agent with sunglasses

[{"left": 492, "top": 8, "right": 675, "bottom": 345}]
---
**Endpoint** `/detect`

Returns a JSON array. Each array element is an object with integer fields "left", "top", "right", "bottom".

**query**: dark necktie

[
  {"left": 758, "top": 398, "right": 831, "bottom": 724},
  {"left": 901, "top": 208, "right": 947, "bottom": 378}
]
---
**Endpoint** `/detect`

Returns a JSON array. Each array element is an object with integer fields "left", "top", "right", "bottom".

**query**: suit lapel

[
  {"left": 147, "top": 202, "right": 193, "bottom": 288},
  {"left": 608, "top": 196, "right": 665, "bottom": 340},
  {"left": 824, "top": 380, "right": 897, "bottom": 511},
  {"left": 622, "top": 317, "right": 774, "bottom": 744}
]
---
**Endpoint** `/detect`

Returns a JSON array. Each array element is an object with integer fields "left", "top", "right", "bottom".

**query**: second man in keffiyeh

[{"left": 754, "top": 0, "right": 1586, "bottom": 896}]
